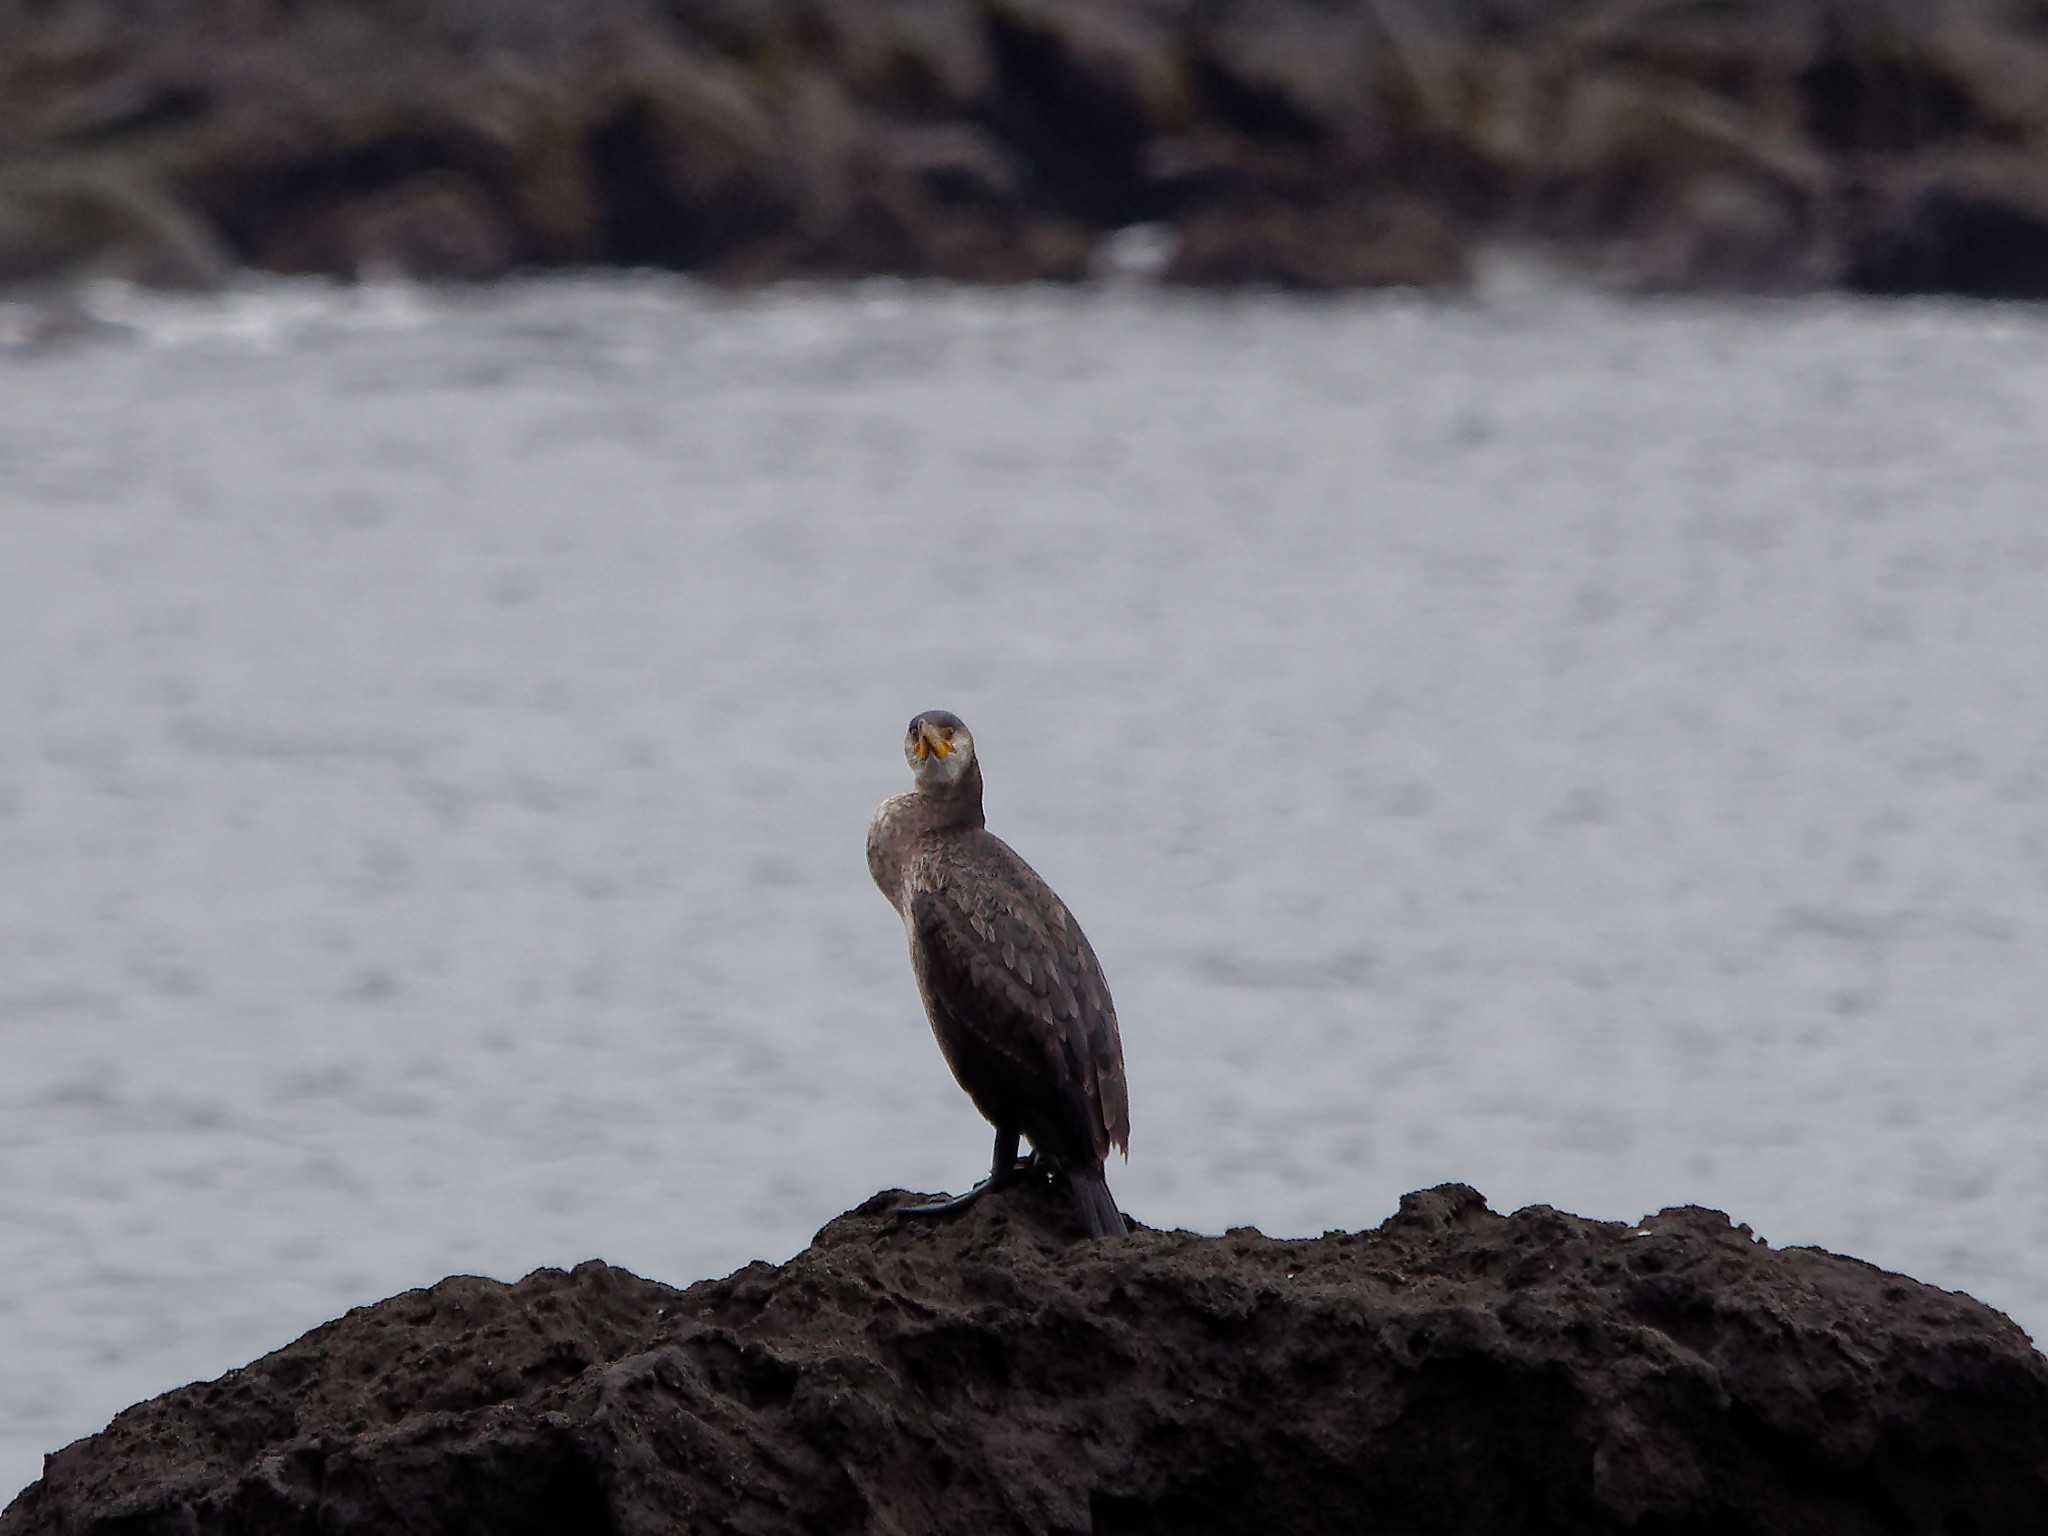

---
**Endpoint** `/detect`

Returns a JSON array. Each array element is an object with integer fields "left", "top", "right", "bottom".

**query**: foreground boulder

[{"left": 6, "top": 1180, "right": 2047, "bottom": 1535}]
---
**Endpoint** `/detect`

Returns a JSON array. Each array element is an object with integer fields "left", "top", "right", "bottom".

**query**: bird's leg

[{"left": 900, "top": 1128, "right": 1024, "bottom": 1217}]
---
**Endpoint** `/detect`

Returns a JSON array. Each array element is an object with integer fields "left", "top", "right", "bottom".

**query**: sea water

[{"left": 4, "top": 272, "right": 2046, "bottom": 1499}]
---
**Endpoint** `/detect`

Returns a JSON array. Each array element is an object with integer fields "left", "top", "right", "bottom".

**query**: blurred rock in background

[{"left": 2, "top": 0, "right": 2046, "bottom": 295}]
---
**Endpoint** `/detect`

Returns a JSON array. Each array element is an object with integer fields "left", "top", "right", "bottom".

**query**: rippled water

[{"left": 4, "top": 272, "right": 2047, "bottom": 1499}]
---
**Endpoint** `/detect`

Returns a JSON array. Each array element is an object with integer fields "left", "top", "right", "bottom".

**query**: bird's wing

[{"left": 909, "top": 834, "right": 1128, "bottom": 1161}]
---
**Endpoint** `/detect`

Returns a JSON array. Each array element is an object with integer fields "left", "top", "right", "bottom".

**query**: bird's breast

[{"left": 867, "top": 793, "right": 931, "bottom": 915}]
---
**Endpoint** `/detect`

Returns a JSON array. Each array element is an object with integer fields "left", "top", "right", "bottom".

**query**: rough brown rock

[{"left": 6, "top": 1179, "right": 2046, "bottom": 1536}]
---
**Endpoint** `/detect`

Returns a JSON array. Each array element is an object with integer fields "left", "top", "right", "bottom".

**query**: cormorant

[{"left": 867, "top": 710, "right": 1130, "bottom": 1238}]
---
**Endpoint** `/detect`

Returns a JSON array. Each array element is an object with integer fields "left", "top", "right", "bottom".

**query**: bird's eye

[{"left": 941, "top": 727, "right": 956, "bottom": 742}]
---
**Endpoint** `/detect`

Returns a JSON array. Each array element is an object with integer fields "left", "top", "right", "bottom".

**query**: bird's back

[{"left": 910, "top": 828, "right": 1130, "bottom": 1164}]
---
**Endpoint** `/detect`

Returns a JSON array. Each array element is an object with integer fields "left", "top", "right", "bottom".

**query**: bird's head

[{"left": 904, "top": 709, "right": 976, "bottom": 791}]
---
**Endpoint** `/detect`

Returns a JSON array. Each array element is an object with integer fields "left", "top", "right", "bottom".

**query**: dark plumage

[{"left": 867, "top": 710, "right": 1130, "bottom": 1237}]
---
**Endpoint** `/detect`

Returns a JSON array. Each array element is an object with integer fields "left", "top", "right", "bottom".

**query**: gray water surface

[{"left": 4, "top": 275, "right": 2047, "bottom": 1499}]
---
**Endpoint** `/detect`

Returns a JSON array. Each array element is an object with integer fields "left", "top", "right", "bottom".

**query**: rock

[
  {"left": 252, "top": 170, "right": 519, "bottom": 279},
  {"left": 7, "top": 71, "right": 215, "bottom": 153},
  {"left": 584, "top": 44, "right": 800, "bottom": 270},
  {"left": 1534, "top": 72, "right": 1831, "bottom": 291},
  {"left": 1560, "top": 0, "right": 1826, "bottom": 104},
  {"left": 1795, "top": 4, "right": 2023, "bottom": 156},
  {"left": 6, "top": 1, "right": 2048, "bottom": 295},
  {"left": 0, "top": 160, "right": 228, "bottom": 289},
  {"left": 922, "top": 212, "right": 1093, "bottom": 283},
  {"left": 1165, "top": 196, "right": 1471, "bottom": 291},
  {"left": 753, "top": 74, "right": 1088, "bottom": 283},
  {"left": 9, "top": 1179, "right": 2044, "bottom": 1535},
  {"left": 805, "top": 0, "right": 997, "bottom": 119},
  {"left": 1627, "top": 168, "right": 1821, "bottom": 293},
  {"left": 1911, "top": 24, "right": 2048, "bottom": 147},
  {"left": 132, "top": 47, "right": 600, "bottom": 278},
  {"left": 882, "top": 123, "right": 1024, "bottom": 211},
  {"left": 1842, "top": 154, "right": 2048, "bottom": 299},
  {"left": 1190, "top": 0, "right": 1390, "bottom": 149},
  {"left": 1140, "top": 127, "right": 1331, "bottom": 210},
  {"left": 980, "top": 0, "right": 1192, "bottom": 221},
  {"left": 439, "top": 65, "right": 603, "bottom": 268},
  {"left": 660, "top": 0, "right": 813, "bottom": 61}
]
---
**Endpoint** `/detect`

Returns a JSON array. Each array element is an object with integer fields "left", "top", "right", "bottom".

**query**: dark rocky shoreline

[
  {"left": 6, "top": 1177, "right": 2046, "bottom": 1535},
  {"left": 4, "top": 1, "right": 2048, "bottom": 298}
]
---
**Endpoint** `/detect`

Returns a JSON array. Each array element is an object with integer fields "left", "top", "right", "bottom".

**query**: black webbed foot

[
  {"left": 896, "top": 1129, "right": 1034, "bottom": 1219},
  {"left": 899, "top": 1181, "right": 998, "bottom": 1218}
]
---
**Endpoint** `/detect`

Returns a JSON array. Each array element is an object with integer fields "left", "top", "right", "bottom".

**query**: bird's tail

[{"left": 1067, "top": 1165, "right": 1125, "bottom": 1239}]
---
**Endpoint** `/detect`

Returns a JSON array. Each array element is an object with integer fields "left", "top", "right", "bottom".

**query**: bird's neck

[{"left": 917, "top": 761, "right": 986, "bottom": 830}]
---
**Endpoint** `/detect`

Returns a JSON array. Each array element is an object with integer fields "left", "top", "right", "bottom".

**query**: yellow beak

[{"left": 916, "top": 724, "right": 953, "bottom": 761}]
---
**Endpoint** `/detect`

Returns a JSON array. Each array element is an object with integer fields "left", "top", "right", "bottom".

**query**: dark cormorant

[{"left": 867, "top": 710, "right": 1130, "bottom": 1238}]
